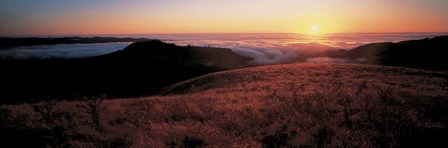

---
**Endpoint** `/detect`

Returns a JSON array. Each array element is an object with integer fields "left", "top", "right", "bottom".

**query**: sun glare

[{"left": 310, "top": 25, "right": 319, "bottom": 33}]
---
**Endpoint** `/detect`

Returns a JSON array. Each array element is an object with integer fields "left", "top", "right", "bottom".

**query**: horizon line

[{"left": 2, "top": 32, "right": 448, "bottom": 38}]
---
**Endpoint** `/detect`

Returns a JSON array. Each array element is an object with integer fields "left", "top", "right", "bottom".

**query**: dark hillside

[
  {"left": 317, "top": 36, "right": 448, "bottom": 70},
  {"left": 0, "top": 40, "right": 251, "bottom": 104}
]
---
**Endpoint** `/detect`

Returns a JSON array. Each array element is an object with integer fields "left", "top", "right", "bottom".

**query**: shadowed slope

[
  {"left": 317, "top": 36, "right": 448, "bottom": 70},
  {"left": 0, "top": 40, "right": 252, "bottom": 104},
  {"left": 99, "top": 40, "right": 251, "bottom": 69}
]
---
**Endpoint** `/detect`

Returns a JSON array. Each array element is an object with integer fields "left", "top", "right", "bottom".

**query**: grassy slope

[{"left": 1, "top": 63, "right": 448, "bottom": 147}]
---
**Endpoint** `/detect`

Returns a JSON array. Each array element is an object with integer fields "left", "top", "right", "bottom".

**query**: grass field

[{"left": 1, "top": 63, "right": 447, "bottom": 147}]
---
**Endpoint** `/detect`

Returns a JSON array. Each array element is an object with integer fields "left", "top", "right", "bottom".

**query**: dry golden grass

[{"left": 1, "top": 63, "right": 447, "bottom": 147}]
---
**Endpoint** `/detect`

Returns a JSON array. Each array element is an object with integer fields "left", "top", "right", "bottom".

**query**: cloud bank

[
  {"left": 1, "top": 33, "right": 444, "bottom": 64},
  {"left": 0, "top": 38, "right": 338, "bottom": 64},
  {"left": 0, "top": 43, "right": 131, "bottom": 59}
]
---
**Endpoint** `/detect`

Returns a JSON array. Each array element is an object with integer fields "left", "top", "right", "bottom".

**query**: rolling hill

[
  {"left": 313, "top": 36, "right": 448, "bottom": 71},
  {"left": 1, "top": 36, "right": 447, "bottom": 104},
  {"left": 0, "top": 40, "right": 252, "bottom": 104},
  {"left": 1, "top": 63, "right": 447, "bottom": 147}
]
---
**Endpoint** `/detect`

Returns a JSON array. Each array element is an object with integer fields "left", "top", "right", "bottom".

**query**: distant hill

[
  {"left": 314, "top": 36, "right": 448, "bottom": 70},
  {"left": 98, "top": 40, "right": 251, "bottom": 69},
  {"left": 0, "top": 40, "right": 252, "bottom": 104},
  {"left": 2, "top": 63, "right": 447, "bottom": 147},
  {"left": 0, "top": 37, "right": 149, "bottom": 49}
]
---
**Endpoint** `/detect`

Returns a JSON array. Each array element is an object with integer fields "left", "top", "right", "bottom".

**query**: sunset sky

[{"left": 1, "top": 0, "right": 448, "bottom": 36}]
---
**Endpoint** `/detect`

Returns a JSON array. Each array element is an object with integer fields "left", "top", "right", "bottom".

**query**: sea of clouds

[
  {"left": 0, "top": 43, "right": 131, "bottom": 59},
  {"left": 1, "top": 33, "right": 444, "bottom": 64}
]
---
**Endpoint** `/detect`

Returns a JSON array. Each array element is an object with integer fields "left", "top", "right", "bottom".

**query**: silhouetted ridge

[
  {"left": 0, "top": 40, "right": 252, "bottom": 104},
  {"left": 316, "top": 36, "right": 448, "bottom": 70},
  {"left": 97, "top": 40, "right": 188, "bottom": 62},
  {"left": 98, "top": 40, "right": 252, "bottom": 69},
  {"left": 109, "top": 40, "right": 176, "bottom": 56}
]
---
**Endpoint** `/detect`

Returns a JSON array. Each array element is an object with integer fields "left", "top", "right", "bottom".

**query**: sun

[{"left": 310, "top": 25, "right": 319, "bottom": 33}]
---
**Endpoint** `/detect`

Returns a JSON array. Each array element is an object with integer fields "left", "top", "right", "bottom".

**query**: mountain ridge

[
  {"left": 0, "top": 40, "right": 252, "bottom": 104},
  {"left": 313, "top": 36, "right": 448, "bottom": 70}
]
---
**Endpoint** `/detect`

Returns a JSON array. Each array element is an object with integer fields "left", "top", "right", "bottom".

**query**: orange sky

[{"left": 1, "top": 0, "right": 447, "bottom": 36}]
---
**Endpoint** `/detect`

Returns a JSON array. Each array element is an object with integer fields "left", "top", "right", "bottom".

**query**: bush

[
  {"left": 183, "top": 136, "right": 206, "bottom": 148},
  {"left": 77, "top": 95, "right": 105, "bottom": 131}
]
